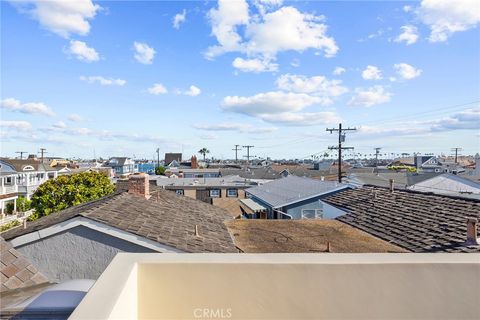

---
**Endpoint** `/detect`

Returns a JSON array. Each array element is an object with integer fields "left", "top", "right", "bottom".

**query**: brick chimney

[
  {"left": 466, "top": 218, "right": 478, "bottom": 246},
  {"left": 128, "top": 173, "right": 150, "bottom": 199},
  {"left": 191, "top": 155, "right": 198, "bottom": 169}
]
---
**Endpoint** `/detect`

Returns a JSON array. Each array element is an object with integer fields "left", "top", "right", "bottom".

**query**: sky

[{"left": 1, "top": 0, "right": 479, "bottom": 161}]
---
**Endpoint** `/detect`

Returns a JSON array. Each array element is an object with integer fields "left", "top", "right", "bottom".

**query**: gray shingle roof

[
  {"left": 2, "top": 190, "right": 237, "bottom": 253},
  {"left": 323, "top": 186, "right": 480, "bottom": 253},
  {"left": 246, "top": 176, "right": 349, "bottom": 208}
]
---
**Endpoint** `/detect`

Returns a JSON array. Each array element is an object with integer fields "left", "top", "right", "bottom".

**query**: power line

[
  {"left": 243, "top": 145, "right": 254, "bottom": 164},
  {"left": 232, "top": 145, "right": 242, "bottom": 162},
  {"left": 326, "top": 123, "right": 357, "bottom": 183}
]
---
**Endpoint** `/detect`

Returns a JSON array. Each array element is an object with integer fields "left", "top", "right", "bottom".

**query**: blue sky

[{"left": 1, "top": 0, "right": 479, "bottom": 160}]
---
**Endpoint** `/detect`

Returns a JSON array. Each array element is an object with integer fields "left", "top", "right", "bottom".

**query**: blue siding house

[
  {"left": 244, "top": 176, "right": 351, "bottom": 219},
  {"left": 104, "top": 157, "right": 138, "bottom": 176}
]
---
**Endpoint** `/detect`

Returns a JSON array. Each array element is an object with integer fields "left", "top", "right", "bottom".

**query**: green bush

[
  {"left": 30, "top": 171, "right": 115, "bottom": 220},
  {"left": 155, "top": 166, "right": 166, "bottom": 175},
  {"left": 5, "top": 202, "right": 14, "bottom": 214},
  {"left": 0, "top": 220, "right": 20, "bottom": 232},
  {"left": 16, "top": 197, "right": 31, "bottom": 212}
]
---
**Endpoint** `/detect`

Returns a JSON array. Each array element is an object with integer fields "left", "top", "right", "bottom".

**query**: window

[
  {"left": 301, "top": 209, "right": 323, "bottom": 219},
  {"left": 210, "top": 189, "right": 220, "bottom": 198},
  {"left": 175, "top": 189, "right": 184, "bottom": 196},
  {"left": 227, "top": 189, "right": 238, "bottom": 198}
]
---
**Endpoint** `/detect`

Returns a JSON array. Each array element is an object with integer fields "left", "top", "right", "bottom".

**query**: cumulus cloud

[
  {"left": 80, "top": 76, "right": 126, "bottom": 86},
  {"left": 348, "top": 86, "right": 391, "bottom": 107},
  {"left": 184, "top": 85, "right": 201, "bottom": 97},
  {"left": 173, "top": 9, "right": 187, "bottom": 29},
  {"left": 193, "top": 123, "right": 277, "bottom": 133},
  {"left": 147, "top": 83, "right": 168, "bottom": 95},
  {"left": 133, "top": 41, "right": 155, "bottom": 64},
  {"left": 361, "top": 65, "right": 382, "bottom": 80},
  {"left": 332, "top": 67, "right": 346, "bottom": 75},
  {"left": 417, "top": 0, "right": 480, "bottom": 42},
  {"left": 1, "top": 98, "right": 55, "bottom": 117},
  {"left": 394, "top": 25, "right": 419, "bottom": 45},
  {"left": 0, "top": 120, "right": 32, "bottom": 131},
  {"left": 10, "top": 0, "right": 101, "bottom": 38},
  {"left": 276, "top": 74, "right": 348, "bottom": 104},
  {"left": 53, "top": 121, "right": 67, "bottom": 129},
  {"left": 394, "top": 63, "right": 422, "bottom": 80},
  {"left": 206, "top": 1, "right": 338, "bottom": 72},
  {"left": 65, "top": 40, "right": 99, "bottom": 62},
  {"left": 68, "top": 113, "right": 84, "bottom": 122},
  {"left": 232, "top": 57, "right": 278, "bottom": 73}
]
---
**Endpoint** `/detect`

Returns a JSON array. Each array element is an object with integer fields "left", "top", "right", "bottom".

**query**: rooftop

[
  {"left": 246, "top": 175, "right": 349, "bottom": 208},
  {"left": 226, "top": 219, "right": 406, "bottom": 253},
  {"left": 2, "top": 189, "right": 237, "bottom": 253},
  {"left": 155, "top": 175, "right": 253, "bottom": 188},
  {"left": 323, "top": 186, "right": 480, "bottom": 252}
]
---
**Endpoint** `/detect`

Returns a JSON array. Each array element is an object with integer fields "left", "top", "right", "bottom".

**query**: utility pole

[
  {"left": 374, "top": 147, "right": 382, "bottom": 167},
  {"left": 243, "top": 145, "right": 254, "bottom": 165},
  {"left": 326, "top": 123, "right": 356, "bottom": 183},
  {"left": 15, "top": 151, "right": 27, "bottom": 159},
  {"left": 156, "top": 148, "right": 160, "bottom": 169},
  {"left": 451, "top": 147, "right": 462, "bottom": 164},
  {"left": 232, "top": 145, "right": 242, "bottom": 162},
  {"left": 39, "top": 148, "right": 47, "bottom": 163}
]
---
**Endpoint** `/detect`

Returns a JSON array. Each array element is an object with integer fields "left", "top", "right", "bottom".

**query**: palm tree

[{"left": 198, "top": 148, "right": 210, "bottom": 162}]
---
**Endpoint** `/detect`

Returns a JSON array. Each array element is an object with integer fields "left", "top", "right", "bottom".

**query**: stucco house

[
  {"left": 1, "top": 174, "right": 236, "bottom": 282},
  {"left": 243, "top": 176, "right": 351, "bottom": 219},
  {"left": 103, "top": 157, "right": 137, "bottom": 176}
]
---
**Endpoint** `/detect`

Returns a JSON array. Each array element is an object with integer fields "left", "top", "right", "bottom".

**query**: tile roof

[
  {"left": 1, "top": 237, "right": 49, "bottom": 293},
  {"left": 225, "top": 220, "right": 406, "bottom": 253},
  {"left": 246, "top": 176, "right": 349, "bottom": 208},
  {"left": 323, "top": 186, "right": 480, "bottom": 253},
  {"left": 2, "top": 190, "right": 237, "bottom": 253}
]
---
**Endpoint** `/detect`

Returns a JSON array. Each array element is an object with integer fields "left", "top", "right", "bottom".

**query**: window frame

[
  {"left": 209, "top": 189, "right": 221, "bottom": 198},
  {"left": 226, "top": 188, "right": 238, "bottom": 198},
  {"left": 175, "top": 189, "right": 184, "bottom": 196},
  {"left": 301, "top": 208, "right": 324, "bottom": 219}
]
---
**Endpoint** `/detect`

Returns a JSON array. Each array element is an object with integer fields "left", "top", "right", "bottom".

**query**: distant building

[
  {"left": 408, "top": 173, "right": 480, "bottom": 200},
  {"left": 244, "top": 176, "right": 351, "bottom": 219},
  {"left": 165, "top": 168, "right": 220, "bottom": 178},
  {"left": 103, "top": 157, "right": 137, "bottom": 176},
  {"left": 164, "top": 153, "right": 182, "bottom": 167}
]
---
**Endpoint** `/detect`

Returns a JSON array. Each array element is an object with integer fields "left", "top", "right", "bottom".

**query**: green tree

[
  {"left": 16, "top": 197, "right": 31, "bottom": 212},
  {"left": 30, "top": 171, "right": 115, "bottom": 220},
  {"left": 155, "top": 166, "right": 166, "bottom": 175},
  {"left": 198, "top": 147, "right": 210, "bottom": 162}
]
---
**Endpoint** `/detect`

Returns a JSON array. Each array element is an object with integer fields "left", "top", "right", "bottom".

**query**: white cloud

[
  {"left": 53, "top": 121, "right": 67, "bottom": 129},
  {"left": 361, "top": 65, "right": 382, "bottom": 80},
  {"left": 403, "top": 5, "right": 413, "bottom": 13},
  {"left": 394, "top": 63, "right": 422, "bottom": 80},
  {"left": 1, "top": 97, "right": 55, "bottom": 117},
  {"left": 222, "top": 91, "right": 321, "bottom": 116},
  {"left": 65, "top": 40, "right": 99, "bottom": 62},
  {"left": 417, "top": 0, "right": 480, "bottom": 42},
  {"left": 428, "top": 108, "right": 480, "bottom": 131},
  {"left": 184, "top": 85, "right": 201, "bottom": 97},
  {"left": 332, "top": 67, "right": 346, "bottom": 75},
  {"left": 10, "top": 0, "right": 101, "bottom": 38},
  {"left": 193, "top": 123, "right": 277, "bottom": 133},
  {"left": 68, "top": 113, "right": 84, "bottom": 122},
  {"left": 259, "top": 111, "right": 340, "bottom": 126},
  {"left": 147, "top": 83, "right": 168, "bottom": 95},
  {"left": 394, "top": 25, "right": 419, "bottom": 45},
  {"left": 276, "top": 74, "right": 348, "bottom": 104},
  {"left": 80, "top": 76, "right": 126, "bottom": 86},
  {"left": 232, "top": 57, "right": 278, "bottom": 73},
  {"left": 0, "top": 120, "right": 32, "bottom": 131},
  {"left": 349, "top": 85, "right": 391, "bottom": 107},
  {"left": 206, "top": 1, "right": 338, "bottom": 68},
  {"left": 173, "top": 9, "right": 187, "bottom": 29},
  {"left": 133, "top": 42, "right": 155, "bottom": 64}
]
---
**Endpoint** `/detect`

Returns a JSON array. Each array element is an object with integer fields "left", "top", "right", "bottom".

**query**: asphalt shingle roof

[
  {"left": 323, "top": 186, "right": 480, "bottom": 253},
  {"left": 246, "top": 176, "right": 348, "bottom": 208},
  {"left": 2, "top": 190, "right": 237, "bottom": 253}
]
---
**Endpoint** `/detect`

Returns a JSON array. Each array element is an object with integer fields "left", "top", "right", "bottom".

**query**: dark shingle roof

[
  {"left": 2, "top": 190, "right": 237, "bottom": 253},
  {"left": 323, "top": 186, "right": 480, "bottom": 253},
  {"left": 1, "top": 238, "right": 49, "bottom": 293}
]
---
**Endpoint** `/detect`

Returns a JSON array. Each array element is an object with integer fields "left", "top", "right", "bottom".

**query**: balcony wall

[{"left": 70, "top": 253, "right": 480, "bottom": 320}]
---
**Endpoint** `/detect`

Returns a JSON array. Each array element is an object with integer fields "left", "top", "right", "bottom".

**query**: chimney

[
  {"left": 389, "top": 179, "right": 394, "bottom": 193},
  {"left": 191, "top": 155, "right": 198, "bottom": 169},
  {"left": 128, "top": 173, "right": 150, "bottom": 199},
  {"left": 466, "top": 218, "right": 478, "bottom": 245}
]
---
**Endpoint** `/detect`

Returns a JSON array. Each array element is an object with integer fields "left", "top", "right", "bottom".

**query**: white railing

[
  {"left": 0, "top": 210, "right": 34, "bottom": 227},
  {"left": 0, "top": 185, "right": 18, "bottom": 195}
]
